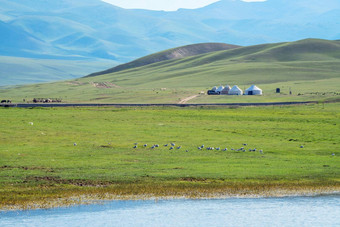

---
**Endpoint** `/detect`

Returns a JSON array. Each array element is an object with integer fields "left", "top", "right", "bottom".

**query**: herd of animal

[{"left": 133, "top": 142, "right": 264, "bottom": 154}]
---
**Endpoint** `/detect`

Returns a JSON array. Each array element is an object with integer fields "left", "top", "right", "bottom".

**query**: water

[{"left": 1, "top": 196, "right": 339, "bottom": 227}]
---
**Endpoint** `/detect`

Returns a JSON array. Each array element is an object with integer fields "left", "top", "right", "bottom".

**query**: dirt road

[{"left": 178, "top": 95, "right": 199, "bottom": 104}]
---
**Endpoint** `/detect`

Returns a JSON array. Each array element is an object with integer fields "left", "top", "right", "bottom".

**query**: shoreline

[{"left": 1, "top": 185, "right": 339, "bottom": 211}]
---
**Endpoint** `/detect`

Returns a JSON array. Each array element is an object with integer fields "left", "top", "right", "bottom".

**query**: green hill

[
  {"left": 86, "top": 43, "right": 240, "bottom": 77},
  {"left": 1, "top": 39, "right": 340, "bottom": 104}
]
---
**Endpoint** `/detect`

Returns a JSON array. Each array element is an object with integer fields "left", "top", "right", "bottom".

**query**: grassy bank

[{"left": 0, "top": 103, "right": 339, "bottom": 209}]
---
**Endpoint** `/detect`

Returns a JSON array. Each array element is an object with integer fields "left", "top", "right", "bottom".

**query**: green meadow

[{"left": 0, "top": 103, "right": 339, "bottom": 209}]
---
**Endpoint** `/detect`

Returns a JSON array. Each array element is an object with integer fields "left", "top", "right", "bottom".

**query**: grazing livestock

[
  {"left": 223, "top": 148, "right": 228, "bottom": 151},
  {"left": 169, "top": 147, "right": 174, "bottom": 150},
  {"left": 177, "top": 146, "right": 182, "bottom": 149},
  {"left": 29, "top": 122, "right": 33, "bottom": 125},
  {"left": 171, "top": 142, "right": 175, "bottom": 146},
  {"left": 73, "top": 143, "right": 77, "bottom": 146},
  {"left": 144, "top": 144, "right": 147, "bottom": 147},
  {"left": 164, "top": 144, "right": 168, "bottom": 147},
  {"left": 300, "top": 145, "right": 304, "bottom": 148},
  {"left": 133, "top": 145, "right": 137, "bottom": 148}
]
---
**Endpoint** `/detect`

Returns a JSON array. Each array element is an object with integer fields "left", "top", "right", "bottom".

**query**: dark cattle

[
  {"left": 1, "top": 100, "right": 6, "bottom": 103},
  {"left": 7, "top": 100, "right": 11, "bottom": 103}
]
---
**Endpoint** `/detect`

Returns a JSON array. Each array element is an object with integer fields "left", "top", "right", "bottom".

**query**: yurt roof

[
  {"left": 216, "top": 86, "right": 224, "bottom": 91},
  {"left": 222, "top": 86, "right": 231, "bottom": 91},
  {"left": 230, "top": 85, "right": 242, "bottom": 91},
  {"left": 246, "top": 85, "right": 262, "bottom": 91}
]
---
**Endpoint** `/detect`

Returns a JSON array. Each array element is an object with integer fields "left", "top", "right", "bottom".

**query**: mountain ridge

[{"left": 1, "top": 0, "right": 340, "bottom": 85}]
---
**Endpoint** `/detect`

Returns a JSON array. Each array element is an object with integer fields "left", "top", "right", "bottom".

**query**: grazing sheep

[
  {"left": 169, "top": 147, "right": 174, "bottom": 150},
  {"left": 155, "top": 144, "right": 159, "bottom": 147},
  {"left": 223, "top": 148, "right": 228, "bottom": 151},
  {"left": 164, "top": 144, "right": 168, "bottom": 147},
  {"left": 216, "top": 147, "right": 220, "bottom": 151},
  {"left": 133, "top": 145, "right": 137, "bottom": 149},
  {"left": 171, "top": 143, "right": 175, "bottom": 146},
  {"left": 198, "top": 147, "right": 202, "bottom": 150},
  {"left": 144, "top": 144, "right": 147, "bottom": 147},
  {"left": 177, "top": 146, "right": 182, "bottom": 149},
  {"left": 29, "top": 122, "right": 34, "bottom": 125},
  {"left": 201, "top": 145, "right": 204, "bottom": 148},
  {"left": 300, "top": 145, "right": 304, "bottom": 148},
  {"left": 74, "top": 143, "right": 77, "bottom": 146}
]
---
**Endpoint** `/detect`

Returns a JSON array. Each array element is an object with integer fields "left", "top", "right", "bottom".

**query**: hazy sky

[{"left": 102, "top": 0, "right": 267, "bottom": 11}]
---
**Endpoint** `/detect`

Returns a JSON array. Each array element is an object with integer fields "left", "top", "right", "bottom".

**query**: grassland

[
  {"left": 0, "top": 103, "right": 339, "bottom": 209},
  {"left": 1, "top": 39, "right": 339, "bottom": 104}
]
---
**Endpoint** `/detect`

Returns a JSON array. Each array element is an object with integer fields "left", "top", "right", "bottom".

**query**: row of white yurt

[{"left": 244, "top": 85, "right": 262, "bottom": 95}]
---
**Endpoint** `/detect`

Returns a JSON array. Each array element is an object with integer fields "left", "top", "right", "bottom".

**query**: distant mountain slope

[
  {"left": 0, "top": 56, "right": 115, "bottom": 86},
  {"left": 1, "top": 0, "right": 340, "bottom": 85},
  {"left": 86, "top": 43, "right": 240, "bottom": 77},
  {"left": 1, "top": 0, "right": 340, "bottom": 62}
]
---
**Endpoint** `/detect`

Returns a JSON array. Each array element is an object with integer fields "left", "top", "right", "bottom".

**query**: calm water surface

[{"left": 1, "top": 195, "right": 339, "bottom": 227}]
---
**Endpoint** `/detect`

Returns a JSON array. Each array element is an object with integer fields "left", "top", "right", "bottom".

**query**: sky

[{"left": 102, "top": 0, "right": 267, "bottom": 11}]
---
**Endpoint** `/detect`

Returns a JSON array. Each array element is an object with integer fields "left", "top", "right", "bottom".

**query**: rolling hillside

[
  {"left": 87, "top": 43, "right": 240, "bottom": 77},
  {"left": 1, "top": 39, "right": 339, "bottom": 104}
]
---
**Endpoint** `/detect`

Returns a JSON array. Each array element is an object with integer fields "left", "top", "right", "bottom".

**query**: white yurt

[
  {"left": 245, "top": 85, "right": 263, "bottom": 95},
  {"left": 221, "top": 85, "right": 231, "bottom": 95},
  {"left": 216, "top": 86, "right": 224, "bottom": 94},
  {"left": 228, "top": 85, "right": 243, "bottom": 95}
]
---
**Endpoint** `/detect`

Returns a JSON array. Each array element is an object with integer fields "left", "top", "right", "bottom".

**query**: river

[{"left": 1, "top": 195, "right": 339, "bottom": 227}]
